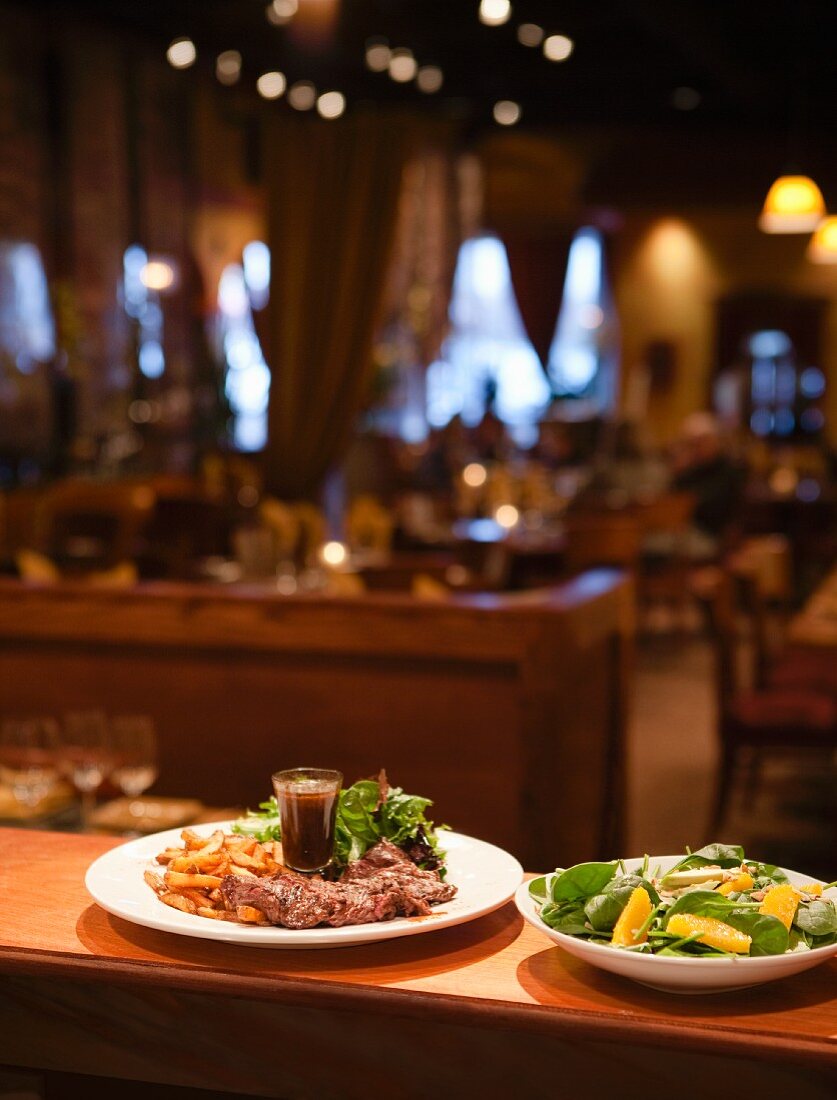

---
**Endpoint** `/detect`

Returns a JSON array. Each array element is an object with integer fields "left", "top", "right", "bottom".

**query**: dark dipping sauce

[{"left": 278, "top": 780, "right": 340, "bottom": 872}]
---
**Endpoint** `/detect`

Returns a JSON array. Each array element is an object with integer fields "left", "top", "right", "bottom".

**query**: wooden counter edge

[{"left": 0, "top": 945, "right": 834, "bottom": 1071}]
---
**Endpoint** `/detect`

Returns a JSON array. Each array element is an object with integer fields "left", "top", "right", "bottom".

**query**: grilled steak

[{"left": 220, "top": 838, "right": 457, "bottom": 929}]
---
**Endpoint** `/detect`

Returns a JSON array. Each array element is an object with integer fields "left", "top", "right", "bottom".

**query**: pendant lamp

[
  {"left": 807, "top": 216, "right": 837, "bottom": 263},
  {"left": 758, "top": 174, "right": 826, "bottom": 233}
]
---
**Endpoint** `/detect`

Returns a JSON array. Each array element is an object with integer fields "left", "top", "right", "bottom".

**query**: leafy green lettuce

[{"left": 232, "top": 773, "right": 445, "bottom": 872}]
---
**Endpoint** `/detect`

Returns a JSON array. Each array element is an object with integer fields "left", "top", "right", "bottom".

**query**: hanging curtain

[
  {"left": 504, "top": 232, "right": 574, "bottom": 373},
  {"left": 261, "top": 111, "right": 416, "bottom": 500}
]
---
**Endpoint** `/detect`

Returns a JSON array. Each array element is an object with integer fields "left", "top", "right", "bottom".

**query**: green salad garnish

[
  {"left": 529, "top": 843, "right": 837, "bottom": 957},
  {"left": 233, "top": 770, "right": 446, "bottom": 874}
]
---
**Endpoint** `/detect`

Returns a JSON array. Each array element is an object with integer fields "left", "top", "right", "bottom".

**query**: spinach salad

[{"left": 529, "top": 843, "right": 837, "bottom": 957}]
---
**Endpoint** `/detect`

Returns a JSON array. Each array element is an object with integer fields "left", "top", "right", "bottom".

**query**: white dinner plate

[
  {"left": 86, "top": 822, "right": 523, "bottom": 949},
  {"left": 516, "top": 855, "right": 837, "bottom": 993}
]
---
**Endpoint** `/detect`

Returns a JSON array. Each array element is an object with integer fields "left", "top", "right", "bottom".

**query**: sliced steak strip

[{"left": 220, "top": 838, "right": 457, "bottom": 929}]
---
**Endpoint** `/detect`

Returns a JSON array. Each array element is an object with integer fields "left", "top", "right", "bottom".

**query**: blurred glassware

[
  {"left": 0, "top": 718, "right": 60, "bottom": 810},
  {"left": 110, "top": 716, "right": 159, "bottom": 819},
  {"left": 57, "top": 711, "right": 114, "bottom": 828}
]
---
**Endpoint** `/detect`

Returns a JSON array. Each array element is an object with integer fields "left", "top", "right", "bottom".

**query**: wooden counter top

[{"left": 1, "top": 827, "right": 835, "bottom": 1085}]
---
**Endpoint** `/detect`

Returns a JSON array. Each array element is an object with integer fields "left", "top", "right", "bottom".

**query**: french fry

[
  {"left": 165, "top": 871, "right": 223, "bottom": 889},
  {"left": 148, "top": 830, "right": 280, "bottom": 927},
  {"left": 155, "top": 848, "right": 183, "bottom": 865},
  {"left": 144, "top": 870, "right": 166, "bottom": 895},
  {"left": 229, "top": 849, "right": 266, "bottom": 871},
  {"left": 181, "top": 828, "right": 210, "bottom": 850},
  {"left": 161, "top": 891, "right": 198, "bottom": 915},
  {"left": 197, "top": 906, "right": 238, "bottom": 921}
]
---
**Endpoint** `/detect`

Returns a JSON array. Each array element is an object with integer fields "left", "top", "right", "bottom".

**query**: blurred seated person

[
  {"left": 533, "top": 422, "right": 576, "bottom": 469},
  {"left": 670, "top": 412, "right": 745, "bottom": 560},
  {"left": 411, "top": 416, "right": 470, "bottom": 495},
  {"left": 472, "top": 379, "right": 507, "bottom": 463},
  {"left": 583, "top": 419, "right": 669, "bottom": 502}
]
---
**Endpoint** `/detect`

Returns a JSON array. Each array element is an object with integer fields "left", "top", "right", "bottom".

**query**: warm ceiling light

[
  {"left": 365, "top": 38, "right": 391, "bottom": 72},
  {"left": 266, "top": 0, "right": 298, "bottom": 25},
  {"left": 807, "top": 216, "right": 837, "bottom": 262},
  {"left": 416, "top": 65, "right": 444, "bottom": 93},
  {"left": 759, "top": 175, "right": 826, "bottom": 233},
  {"left": 317, "top": 90, "right": 345, "bottom": 119},
  {"left": 257, "top": 71, "right": 286, "bottom": 99},
  {"left": 493, "top": 99, "right": 521, "bottom": 126},
  {"left": 517, "top": 23, "right": 544, "bottom": 47},
  {"left": 544, "top": 34, "right": 574, "bottom": 61},
  {"left": 479, "top": 0, "right": 512, "bottom": 27},
  {"left": 166, "top": 38, "right": 196, "bottom": 69},
  {"left": 216, "top": 50, "right": 242, "bottom": 86},
  {"left": 389, "top": 48, "right": 417, "bottom": 83},
  {"left": 288, "top": 81, "right": 317, "bottom": 110}
]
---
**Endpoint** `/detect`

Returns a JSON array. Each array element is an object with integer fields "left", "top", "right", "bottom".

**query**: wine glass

[
  {"left": 110, "top": 716, "right": 159, "bottom": 823},
  {"left": 0, "top": 718, "right": 60, "bottom": 812},
  {"left": 57, "top": 711, "right": 114, "bottom": 828}
]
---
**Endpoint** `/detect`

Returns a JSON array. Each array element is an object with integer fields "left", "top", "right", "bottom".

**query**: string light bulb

[
  {"left": 493, "top": 99, "right": 521, "bottom": 126},
  {"left": 479, "top": 1, "right": 512, "bottom": 27},
  {"left": 266, "top": 0, "right": 298, "bottom": 25},
  {"left": 166, "top": 38, "right": 196, "bottom": 69},
  {"left": 544, "top": 35, "right": 574, "bottom": 61},
  {"left": 216, "top": 51, "right": 242, "bottom": 86},
  {"left": 257, "top": 71, "right": 287, "bottom": 99},
  {"left": 317, "top": 91, "right": 346, "bottom": 119}
]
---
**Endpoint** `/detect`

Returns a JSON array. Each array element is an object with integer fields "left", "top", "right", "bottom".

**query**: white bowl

[{"left": 515, "top": 855, "right": 837, "bottom": 994}]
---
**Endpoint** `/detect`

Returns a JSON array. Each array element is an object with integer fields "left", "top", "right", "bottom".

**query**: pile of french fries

[{"left": 144, "top": 828, "right": 287, "bottom": 926}]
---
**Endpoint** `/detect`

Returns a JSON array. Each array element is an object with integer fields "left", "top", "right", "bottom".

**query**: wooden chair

[
  {"left": 731, "top": 545, "right": 836, "bottom": 698},
  {"left": 635, "top": 492, "right": 696, "bottom": 626},
  {"left": 702, "top": 571, "right": 836, "bottom": 834},
  {"left": 563, "top": 512, "right": 642, "bottom": 575}
]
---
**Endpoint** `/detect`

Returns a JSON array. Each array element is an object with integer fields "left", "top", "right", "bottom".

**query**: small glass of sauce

[{"left": 272, "top": 767, "right": 343, "bottom": 872}]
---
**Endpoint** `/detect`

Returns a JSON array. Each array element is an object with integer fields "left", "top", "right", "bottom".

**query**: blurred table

[{"left": 0, "top": 828, "right": 835, "bottom": 1097}]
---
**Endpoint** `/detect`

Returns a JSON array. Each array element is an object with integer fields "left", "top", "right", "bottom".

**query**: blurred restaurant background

[{"left": 0, "top": 0, "right": 835, "bottom": 876}]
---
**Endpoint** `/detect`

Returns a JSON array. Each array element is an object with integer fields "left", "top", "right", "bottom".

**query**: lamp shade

[
  {"left": 807, "top": 216, "right": 837, "bottom": 263},
  {"left": 758, "top": 175, "right": 826, "bottom": 233}
]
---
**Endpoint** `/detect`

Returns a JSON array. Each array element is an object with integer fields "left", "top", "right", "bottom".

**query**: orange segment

[
  {"left": 758, "top": 883, "right": 800, "bottom": 930},
  {"left": 611, "top": 886, "right": 652, "bottom": 947},
  {"left": 717, "top": 872, "right": 754, "bottom": 896},
  {"left": 666, "top": 913, "right": 752, "bottom": 954},
  {"left": 800, "top": 882, "right": 823, "bottom": 897}
]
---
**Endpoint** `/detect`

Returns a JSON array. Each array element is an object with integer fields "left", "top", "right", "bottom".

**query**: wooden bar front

[
  {"left": 0, "top": 571, "right": 632, "bottom": 869},
  {"left": 0, "top": 830, "right": 834, "bottom": 1099}
]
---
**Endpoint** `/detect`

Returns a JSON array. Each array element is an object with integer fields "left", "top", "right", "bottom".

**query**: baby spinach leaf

[
  {"left": 540, "top": 901, "right": 591, "bottom": 936},
  {"left": 747, "top": 862, "right": 789, "bottom": 884},
  {"left": 668, "top": 843, "right": 744, "bottom": 873},
  {"left": 794, "top": 899, "right": 837, "bottom": 937},
  {"left": 529, "top": 876, "right": 549, "bottom": 904},
  {"left": 725, "top": 912, "right": 788, "bottom": 957},
  {"left": 550, "top": 861, "right": 617, "bottom": 902},
  {"left": 584, "top": 875, "right": 659, "bottom": 932},
  {"left": 663, "top": 890, "right": 738, "bottom": 924}
]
